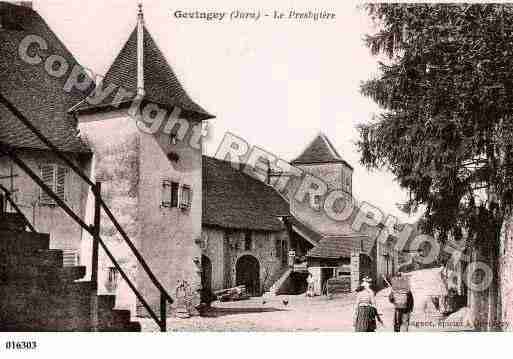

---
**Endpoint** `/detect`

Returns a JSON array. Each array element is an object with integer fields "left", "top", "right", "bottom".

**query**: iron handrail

[
  {"left": 0, "top": 183, "right": 36, "bottom": 232},
  {"left": 0, "top": 92, "right": 172, "bottom": 331}
]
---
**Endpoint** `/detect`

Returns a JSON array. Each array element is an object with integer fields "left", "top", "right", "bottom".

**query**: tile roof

[
  {"left": 291, "top": 133, "right": 352, "bottom": 168},
  {"left": 202, "top": 156, "right": 290, "bottom": 232},
  {"left": 0, "top": 2, "right": 91, "bottom": 154},
  {"left": 307, "top": 233, "right": 374, "bottom": 259},
  {"left": 74, "top": 23, "right": 214, "bottom": 121},
  {"left": 288, "top": 216, "right": 322, "bottom": 244}
]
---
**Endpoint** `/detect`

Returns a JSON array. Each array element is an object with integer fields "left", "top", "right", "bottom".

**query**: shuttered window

[
  {"left": 161, "top": 179, "right": 180, "bottom": 208},
  {"left": 171, "top": 182, "right": 179, "bottom": 208},
  {"left": 107, "top": 266, "right": 119, "bottom": 291},
  {"left": 180, "top": 185, "right": 191, "bottom": 210},
  {"left": 62, "top": 249, "right": 78, "bottom": 267},
  {"left": 40, "top": 164, "right": 68, "bottom": 205},
  {"left": 55, "top": 166, "right": 66, "bottom": 200},
  {"left": 161, "top": 180, "right": 172, "bottom": 207}
]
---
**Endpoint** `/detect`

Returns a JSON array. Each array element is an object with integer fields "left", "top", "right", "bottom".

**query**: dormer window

[
  {"left": 169, "top": 125, "right": 179, "bottom": 145},
  {"left": 169, "top": 132, "right": 177, "bottom": 145}
]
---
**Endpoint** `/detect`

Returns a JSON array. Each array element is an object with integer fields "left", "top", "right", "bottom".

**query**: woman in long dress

[{"left": 353, "top": 276, "right": 383, "bottom": 332}]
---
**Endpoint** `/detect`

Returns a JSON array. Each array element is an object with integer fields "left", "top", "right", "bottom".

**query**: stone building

[
  {"left": 281, "top": 133, "right": 383, "bottom": 293},
  {"left": 1, "top": 3, "right": 405, "bottom": 324},
  {"left": 71, "top": 7, "right": 214, "bottom": 315},
  {"left": 0, "top": 1, "right": 92, "bottom": 265},
  {"left": 201, "top": 156, "right": 290, "bottom": 296},
  {"left": 306, "top": 233, "right": 374, "bottom": 295}
]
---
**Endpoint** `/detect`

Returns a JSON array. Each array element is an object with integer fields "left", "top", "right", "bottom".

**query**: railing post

[
  {"left": 90, "top": 182, "right": 101, "bottom": 332},
  {"left": 160, "top": 292, "right": 167, "bottom": 332}
]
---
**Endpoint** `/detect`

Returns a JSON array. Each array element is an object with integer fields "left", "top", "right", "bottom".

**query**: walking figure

[
  {"left": 353, "top": 276, "right": 383, "bottom": 332},
  {"left": 388, "top": 272, "right": 414, "bottom": 332},
  {"left": 306, "top": 273, "right": 315, "bottom": 297}
]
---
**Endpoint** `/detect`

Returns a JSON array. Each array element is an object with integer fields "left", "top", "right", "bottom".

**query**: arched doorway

[
  {"left": 236, "top": 255, "right": 260, "bottom": 296},
  {"left": 201, "top": 255, "right": 212, "bottom": 303}
]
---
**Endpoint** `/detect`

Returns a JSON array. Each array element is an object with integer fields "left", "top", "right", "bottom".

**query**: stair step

[
  {"left": 101, "top": 309, "right": 131, "bottom": 324},
  {"left": 0, "top": 213, "right": 27, "bottom": 232},
  {"left": 98, "top": 295, "right": 116, "bottom": 311},
  {"left": 0, "top": 249, "right": 63, "bottom": 267},
  {"left": 0, "top": 265, "right": 86, "bottom": 282},
  {"left": 0, "top": 230, "right": 50, "bottom": 252},
  {"left": 99, "top": 320, "right": 142, "bottom": 332},
  {"left": 98, "top": 309, "right": 132, "bottom": 332},
  {"left": 126, "top": 321, "right": 142, "bottom": 332}
]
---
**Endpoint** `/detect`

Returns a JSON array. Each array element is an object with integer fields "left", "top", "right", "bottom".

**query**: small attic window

[
  {"left": 167, "top": 152, "right": 179, "bottom": 162},
  {"left": 169, "top": 125, "right": 180, "bottom": 145}
]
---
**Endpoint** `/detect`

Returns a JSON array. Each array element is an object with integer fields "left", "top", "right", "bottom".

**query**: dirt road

[{"left": 140, "top": 292, "right": 400, "bottom": 332}]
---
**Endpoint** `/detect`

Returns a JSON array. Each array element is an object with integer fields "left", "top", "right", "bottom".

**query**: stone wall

[
  {"left": 78, "top": 110, "right": 203, "bottom": 317},
  {"left": 0, "top": 150, "right": 89, "bottom": 253},
  {"left": 286, "top": 162, "right": 355, "bottom": 238},
  {"left": 202, "top": 226, "right": 289, "bottom": 294},
  {"left": 499, "top": 215, "right": 513, "bottom": 331},
  {"left": 137, "top": 118, "right": 203, "bottom": 316},
  {"left": 199, "top": 227, "right": 224, "bottom": 291},
  {"left": 350, "top": 252, "right": 372, "bottom": 291}
]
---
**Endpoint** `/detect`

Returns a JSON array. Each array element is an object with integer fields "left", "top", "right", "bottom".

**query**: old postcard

[{"left": 0, "top": 0, "right": 512, "bottom": 347}]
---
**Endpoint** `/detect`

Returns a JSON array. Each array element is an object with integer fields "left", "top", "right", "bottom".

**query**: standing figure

[
  {"left": 389, "top": 273, "right": 414, "bottom": 332},
  {"left": 306, "top": 273, "right": 315, "bottom": 297},
  {"left": 353, "top": 276, "right": 383, "bottom": 332}
]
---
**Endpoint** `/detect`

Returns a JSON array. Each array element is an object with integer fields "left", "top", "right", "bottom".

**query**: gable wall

[{"left": 0, "top": 150, "right": 89, "bottom": 253}]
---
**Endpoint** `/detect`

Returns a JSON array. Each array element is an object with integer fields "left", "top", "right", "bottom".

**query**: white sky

[{"left": 33, "top": 0, "right": 420, "bottom": 223}]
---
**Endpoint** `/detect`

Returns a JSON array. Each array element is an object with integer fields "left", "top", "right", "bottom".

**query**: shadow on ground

[{"left": 201, "top": 306, "right": 288, "bottom": 318}]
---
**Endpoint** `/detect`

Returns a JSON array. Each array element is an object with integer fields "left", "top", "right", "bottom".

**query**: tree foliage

[{"left": 358, "top": 4, "right": 513, "bottom": 247}]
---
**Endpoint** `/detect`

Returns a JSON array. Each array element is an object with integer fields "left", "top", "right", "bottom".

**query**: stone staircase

[
  {"left": 267, "top": 268, "right": 293, "bottom": 295},
  {"left": 0, "top": 212, "right": 140, "bottom": 331}
]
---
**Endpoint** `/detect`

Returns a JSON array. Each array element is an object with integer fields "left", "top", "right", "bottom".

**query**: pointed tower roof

[
  {"left": 291, "top": 133, "right": 352, "bottom": 169},
  {"left": 73, "top": 5, "right": 213, "bottom": 121}
]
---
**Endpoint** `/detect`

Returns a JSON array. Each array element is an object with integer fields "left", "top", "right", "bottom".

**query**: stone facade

[
  {"left": 0, "top": 150, "right": 89, "bottom": 256},
  {"left": 201, "top": 226, "right": 290, "bottom": 294},
  {"left": 78, "top": 110, "right": 203, "bottom": 316}
]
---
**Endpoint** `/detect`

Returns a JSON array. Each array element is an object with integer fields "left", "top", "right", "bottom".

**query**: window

[
  {"left": 281, "top": 240, "right": 288, "bottom": 265},
  {"left": 180, "top": 185, "right": 191, "bottom": 210},
  {"left": 168, "top": 123, "right": 181, "bottom": 145},
  {"left": 106, "top": 266, "right": 119, "bottom": 292},
  {"left": 167, "top": 152, "right": 179, "bottom": 162},
  {"left": 161, "top": 180, "right": 179, "bottom": 208},
  {"left": 40, "top": 164, "right": 68, "bottom": 205},
  {"left": 62, "top": 249, "right": 78, "bottom": 267},
  {"left": 275, "top": 238, "right": 282, "bottom": 258},
  {"left": 169, "top": 132, "right": 178, "bottom": 145},
  {"left": 244, "top": 231, "right": 252, "bottom": 251}
]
